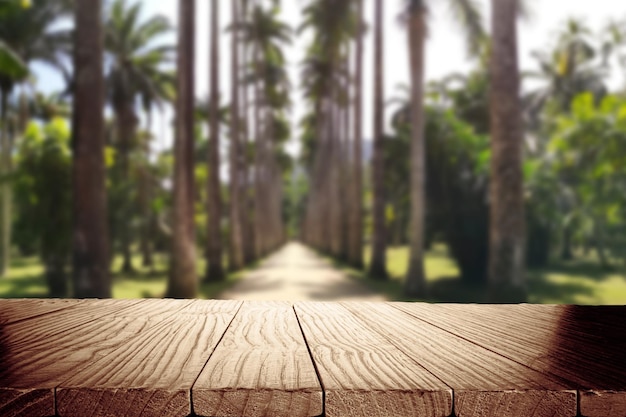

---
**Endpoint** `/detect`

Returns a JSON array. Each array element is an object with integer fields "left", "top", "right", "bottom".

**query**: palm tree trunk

[
  {"left": 349, "top": 0, "right": 365, "bottom": 269},
  {"left": 254, "top": 60, "right": 264, "bottom": 257},
  {"left": 229, "top": 0, "right": 244, "bottom": 271},
  {"left": 206, "top": 0, "right": 225, "bottom": 282},
  {"left": 115, "top": 102, "right": 138, "bottom": 274},
  {"left": 0, "top": 86, "right": 11, "bottom": 277},
  {"left": 167, "top": 0, "right": 197, "bottom": 298},
  {"left": 340, "top": 54, "right": 351, "bottom": 262},
  {"left": 405, "top": 8, "right": 427, "bottom": 297},
  {"left": 488, "top": 0, "right": 526, "bottom": 301},
  {"left": 369, "top": 0, "right": 388, "bottom": 280},
  {"left": 240, "top": 0, "right": 255, "bottom": 265},
  {"left": 0, "top": 88, "right": 11, "bottom": 277},
  {"left": 73, "top": 0, "right": 111, "bottom": 298},
  {"left": 140, "top": 110, "right": 154, "bottom": 269}
]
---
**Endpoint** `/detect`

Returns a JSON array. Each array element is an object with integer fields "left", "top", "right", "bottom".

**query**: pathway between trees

[{"left": 218, "top": 242, "right": 387, "bottom": 301}]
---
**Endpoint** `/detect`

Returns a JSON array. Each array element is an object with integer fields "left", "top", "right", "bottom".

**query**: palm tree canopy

[
  {"left": 0, "top": 0, "right": 72, "bottom": 89},
  {"left": 402, "top": 0, "right": 486, "bottom": 57},
  {"left": 104, "top": 0, "right": 175, "bottom": 112}
]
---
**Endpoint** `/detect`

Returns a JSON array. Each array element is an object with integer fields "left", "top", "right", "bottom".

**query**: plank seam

[
  {"left": 341, "top": 303, "right": 453, "bottom": 390},
  {"left": 188, "top": 300, "right": 245, "bottom": 416},
  {"left": 389, "top": 304, "right": 577, "bottom": 389},
  {"left": 293, "top": 303, "right": 326, "bottom": 417}
]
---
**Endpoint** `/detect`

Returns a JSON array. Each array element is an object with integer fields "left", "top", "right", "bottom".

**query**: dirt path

[{"left": 218, "top": 242, "right": 387, "bottom": 301}]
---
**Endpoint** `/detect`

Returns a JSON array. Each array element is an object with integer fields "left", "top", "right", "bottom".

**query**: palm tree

[
  {"left": 488, "top": 0, "right": 526, "bottom": 301},
  {"left": 229, "top": 0, "right": 245, "bottom": 271},
  {"left": 166, "top": 0, "right": 197, "bottom": 299},
  {"left": 0, "top": 0, "right": 72, "bottom": 277},
  {"left": 206, "top": 0, "right": 225, "bottom": 282},
  {"left": 348, "top": 0, "right": 364, "bottom": 269},
  {"left": 402, "top": 0, "right": 485, "bottom": 296},
  {"left": 105, "top": 0, "right": 174, "bottom": 273},
  {"left": 369, "top": 0, "right": 388, "bottom": 280},
  {"left": 239, "top": 0, "right": 255, "bottom": 265},
  {"left": 300, "top": 0, "right": 355, "bottom": 258},
  {"left": 525, "top": 19, "right": 606, "bottom": 132},
  {"left": 243, "top": 3, "right": 291, "bottom": 256},
  {"left": 73, "top": 0, "right": 110, "bottom": 298}
]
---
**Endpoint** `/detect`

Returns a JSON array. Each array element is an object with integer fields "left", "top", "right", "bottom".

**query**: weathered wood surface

[
  {"left": 294, "top": 302, "right": 452, "bottom": 417},
  {"left": 0, "top": 299, "right": 624, "bottom": 417},
  {"left": 193, "top": 301, "right": 322, "bottom": 417},
  {"left": 393, "top": 303, "right": 626, "bottom": 417},
  {"left": 345, "top": 302, "right": 576, "bottom": 417},
  {"left": 56, "top": 299, "right": 241, "bottom": 417}
]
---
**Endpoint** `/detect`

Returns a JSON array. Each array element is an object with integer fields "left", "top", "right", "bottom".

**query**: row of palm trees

[
  {"left": 300, "top": 0, "right": 527, "bottom": 300},
  {"left": 72, "top": 0, "right": 290, "bottom": 298}
]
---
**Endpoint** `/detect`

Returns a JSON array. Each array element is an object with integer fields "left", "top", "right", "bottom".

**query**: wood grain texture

[
  {"left": 343, "top": 302, "right": 576, "bottom": 417},
  {"left": 294, "top": 302, "right": 452, "bottom": 417},
  {"left": 193, "top": 301, "right": 322, "bottom": 417},
  {"left": 0, "top": 299, "right": 144, "bottom": 416},
  {"left": 55, "top": 299, "right": 242, "bottom": 417},
  {"left": 394, "top": 303, "right": 626, "bottom": 416},
  {"left": 0, "top": 388, "right": 53, "bottom": 417},
  {"left": 0, "top": 298, "right": 83, "bottom": 325}
]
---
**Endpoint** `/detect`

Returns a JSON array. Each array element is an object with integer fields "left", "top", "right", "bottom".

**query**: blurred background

[{"left": 1, "top": 0, "right": 626, "bottom": 304}]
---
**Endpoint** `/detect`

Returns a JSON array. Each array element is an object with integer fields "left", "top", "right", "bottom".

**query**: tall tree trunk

[
  {"left": 405, "top": 8, "right": 427, "bottom": 297},
  {"left": 114, "top": 102, "right": 138, "bottom": 274},
  {"left": 369, "top": 0, "right": 388, "bottom": 280},
  {"left": 240, "top": 0, "right": 255, "bottom": 265},
  {"left": 140, "top": 110, "right": 154, "bottom": 269},
  {"left": 73, "top": 0, "right": 111, "bottom": 298},
  {"left": 488, "top": 0, "right": 526, "bottom": 302},
  {"left": 348, "top": 0, "right": 365, "bottom": 269},
  {"left": 329, "top": 90, "right": 341, "bottom": 257},
  {"left": 254, "top": 64, "right": 264, "bottom": 258},
  {"left": 206, "top": 0, "right": 225, "bottom": 282},
  {"left": 167, "top": 0, "right": 197, "bottom": 298},
  {"left": 229, "top": 0, "right": 244, "bottom": 271},
  {"left": 0, "top": 87, "right": 10, "bottom": 277},
  {"left": 340, "top": 52, "right": 351, "bottom": 262}
]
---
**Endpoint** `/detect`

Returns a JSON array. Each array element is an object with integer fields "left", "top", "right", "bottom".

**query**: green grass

[
  {"left": 3, "top": 245, "right": 626, "bottom": 304},
  {"left": 351, "top": 244, "right": 626, "bottom": 304},
  {"left": 0, "top": 252, "right": 244, "bottom": 299}
]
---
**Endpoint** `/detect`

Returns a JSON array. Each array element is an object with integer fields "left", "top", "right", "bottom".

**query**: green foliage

[
  {"left": 0, "top": 40, "right": 28, "bottom": 79},
  {"left": 13, "top": 118, "right": 71, "bottom": 296},
  {"left": 548, "top": 93, "right": 626, "bottom": 264}
]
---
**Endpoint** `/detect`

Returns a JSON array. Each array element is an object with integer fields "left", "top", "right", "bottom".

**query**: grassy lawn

[
  {"left": 0, "top": 253, "right": 244, "bottom": 299},
  {"left": 2, "top": 245, "right": 626, "bottom": 304},
  {"left": 353, "top": 244, "right": 626, "bottom": 304}
]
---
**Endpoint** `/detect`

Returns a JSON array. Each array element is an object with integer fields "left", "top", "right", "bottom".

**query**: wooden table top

[{"left": 0, "top": 299, "right": 624, "bottom": 417}]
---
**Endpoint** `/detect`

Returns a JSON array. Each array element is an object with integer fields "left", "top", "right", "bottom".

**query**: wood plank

[
  {"left": 0, "top": 389, "right": 53, "bottom": 417},
  {"left": 0, "top": 299, "right": 145, "bottom": 416},
  {"left": 55, "top": 299, "right": 242, "bottom": 417},
  {"left": 343, "top": 302, "right": 577, "bottom": 417},
  {"left": 294, "top": 302, "right": 452, "bottom": 417},
  {"left": 396, "top": 303, "right": 626, "bottom": 417},
  {"left": 0, "top": 298, "right": 83, "bottom": 325},
  {"left": 193, "top": 301, "right": 323, "bottom": 417}
]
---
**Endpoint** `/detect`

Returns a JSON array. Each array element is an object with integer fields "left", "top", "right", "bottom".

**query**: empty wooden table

[{"left": 0, "top": 299, "right": 624, "bottom": 417}]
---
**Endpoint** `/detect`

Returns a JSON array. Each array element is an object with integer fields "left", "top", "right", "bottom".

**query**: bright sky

[{"left": 32, "top": 0, "right": 626, "bottom": 154}]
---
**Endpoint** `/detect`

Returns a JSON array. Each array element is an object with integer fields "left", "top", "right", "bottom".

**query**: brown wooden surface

[
  {"left": 393, "top": 303, "right": 626, "bottom": 417},
  {"left": 294, "top": 302, "right": 452, "bottom": 417},
  {"left": 0, "top": 299, "right": 624, "bottom": 417},
  {"left": 193, "top": 301, "right": 322, "bottom": 417},
  {"left": 56, "top": 299, "right": 241, "bottom": 417},
  {"left": 345, "top": 302, "right": 576, "bottom": 417}
]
